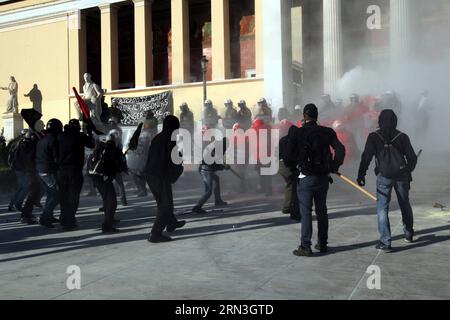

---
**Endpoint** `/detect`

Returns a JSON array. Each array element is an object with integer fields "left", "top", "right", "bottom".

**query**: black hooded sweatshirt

[
  {"left": 358, "top": 109, "right": 417, "bottom": 181},
  {"left": 145, "top": 115, "right": 183, "bottom": 182}
]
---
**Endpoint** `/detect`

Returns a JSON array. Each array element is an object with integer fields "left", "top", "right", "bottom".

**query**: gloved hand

[
  {"left": 330, "top": 163, "right": 340, "bottom": 174},
  {"left": 357, "top": 177, "right": 366, "bottom": 187}
]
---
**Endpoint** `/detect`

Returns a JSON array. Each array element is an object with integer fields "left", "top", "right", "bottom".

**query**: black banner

[{"left": 111, "top": 91, "right": 173, "bottom": 126}]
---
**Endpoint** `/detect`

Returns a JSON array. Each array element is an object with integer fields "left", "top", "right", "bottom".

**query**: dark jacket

[
  {"left": 88, "top": 141, "right": 127, "bottom": 179},
  {"left": 36, "top": 133, "right": 59, "bottom": 173},
  {"left": 285, "top": 121, "right": 345, "bottom": 176},
  {"left": 200, "top": 139, "right": 228, "bottom": 172},
  {"left": 358, "top": 109, "right": 417, "bottom": 181},
  {"left": 58, "top": 130, "right": 95, "bottom": 171},
  {"left": 11, "top": 135, "right": 38, "bottom": 172},
  {"left": 146, "top": 115, "right": 183, "bottom": 183}
]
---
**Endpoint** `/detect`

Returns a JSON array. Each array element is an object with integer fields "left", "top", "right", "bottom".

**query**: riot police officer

[
  {"left": 222, "top": 99, "right": 238, "bottom": 130},
  {"left": 202, "top": 99, "right": 220, "bottom": 129},
  {"left": 179, "top": 102, "right": 194, "bottom": 135},
  {"left": 255, "top": 98, "right": 273, "bottom": 124},
  {"left": 237, "top": 100, "right": 252, "bottom": 131}
]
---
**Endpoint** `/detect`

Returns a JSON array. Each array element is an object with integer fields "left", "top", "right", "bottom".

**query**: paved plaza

[{"left": 1, "top": 155, "right": 450, "bottom": 300}]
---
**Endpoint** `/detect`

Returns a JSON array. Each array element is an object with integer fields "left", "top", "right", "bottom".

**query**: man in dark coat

[
  {"left": 146, "top": 115, "right": 186, "bottom": 243},
  {"left": 57, "top": 119, "right": 95, "bottom": 230}
]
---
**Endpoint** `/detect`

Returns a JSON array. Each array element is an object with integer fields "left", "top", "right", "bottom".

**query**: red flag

[{"left": 73, "top": 87, "right": 90, "bottom": 121}]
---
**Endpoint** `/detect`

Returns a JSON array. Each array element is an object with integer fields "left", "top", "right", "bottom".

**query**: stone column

[
  {"left": 134, "top": 0, "right": 153, "bottom": 88},
  {"left": 211, "top": 0, "right": 231, "bottom": 80},
  {"left": 390, "top": 0, "right": 413, "bottom": 64},
  {"left": 255, "top": 0, "right": 264, "bottom": 77},
  {"left": 171, "top": 0, "right": 190, "bottom": 84},
  {"left": 68, "top": 10, "right": 87, "bottom": 92},
  {"left": 323, "top": 0, "right": 343, "bottom": 97},
  {"left": 263, "top": 0, "right": 291, "bottom": 110},
  {"left": 99, "top": 3, "right": 119, "bottom": 91}
]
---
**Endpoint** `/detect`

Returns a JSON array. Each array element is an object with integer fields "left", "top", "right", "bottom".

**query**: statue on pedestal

[
  {"left": 1, "top": 76, "right": 19, "bottom": 114},
  {"left": 75, "top": 73, "right": 104, "bottom": 125}
]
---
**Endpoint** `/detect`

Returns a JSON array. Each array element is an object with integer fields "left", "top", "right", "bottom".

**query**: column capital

[
  {"left": 132, "top": 0, "right": 154, "bottom": 8},
  {"left": 98, "top": 3, "right": 120, "bottom": 14}
]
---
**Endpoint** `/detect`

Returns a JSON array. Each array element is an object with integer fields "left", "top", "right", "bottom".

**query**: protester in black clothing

[
  {"left": 286, "top": 104, "right": 345, "bottom": 257},
  {"left": 192, "top": 138, "right": 230, "bottom": 215},
  {"left": 278, "top": 126, "right": 301, "bottom": 221},
  {"left": 57, "top": 119, "right": 95, "bottom": 230},
  {"left": 145, "top": 115, "right": 186, "bottom": 243},
  {"left": 36, "top": 119, "right": 63, "bottom": 228},
  {"left": 88, "top": 134, "right": 127, "bottom": 233},
  {"left": 9, "top": 130, "right": 40, "bottom": 224},
  {"left": 357, "top": 109, "right": 417, "bottom": 252}
]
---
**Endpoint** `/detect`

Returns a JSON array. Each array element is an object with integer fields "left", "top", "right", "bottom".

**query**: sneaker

[
  {"left": 102, "top": 226, "right": 120, "bottom": 234},
  {"left": 137, "top": 191, "right": 147, "bottom": 198},
  {"left": 50, "top": 217, "right": 60, "bottom": 224},
  {"left": 39, "top": 219, "right": 55, "bottom": 229},
  {"left": 282, "top": 209, "right": 291, "bottom": 214},
  {"left": 62, "top": 224, "right": 78, "bottom": 231},
  {"left": 121, "top": 197, "right": 128, "bottom": 206},
  {"left": 21, "top": 217, "right": 37, "bottom": 225},
  {"left": 404, "top": 235, "right": 414, "bottom": 243},
  {"left": 290, "top": 214, "right": 301, "bottom": 222},
  {"left": 148, "top": 233, "right": 172, "bottom": 243},
  {"left": 293, "top": 246, "right": 313, "bottom": 257},
  {"left": 375, "top": 242, "right": 393, "bottom": 253},
  {"left": 314, "top": 244, "right": 328, "bottom": 253},
  {"left": 99, "top": 207, "right": 105, "bottom": 212},
  {"left": 167, "top": 220, "right": 186, "bottom": 233},
  {"left": 192, "top": 207, "right": 208, "bottom": 215},
  {"left": 215, "top": 200, "right": 228, "bottom": 207}
]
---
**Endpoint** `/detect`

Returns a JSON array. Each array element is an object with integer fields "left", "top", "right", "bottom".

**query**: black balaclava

[{"left": 378, "top": 109, "right": 398, "bottom": 139}]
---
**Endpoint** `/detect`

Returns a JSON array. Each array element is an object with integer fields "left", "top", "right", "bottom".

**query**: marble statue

[{"left": 1, "top": 76, "right": 19, "bottom": 114}]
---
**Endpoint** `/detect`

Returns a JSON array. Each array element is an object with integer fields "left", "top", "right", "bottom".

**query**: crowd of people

[{"left": 1, "top": 92, "right": 420, "bottom": 254}]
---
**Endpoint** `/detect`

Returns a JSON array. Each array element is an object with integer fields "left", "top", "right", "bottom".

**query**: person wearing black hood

[
  {"left": 357, "top": 109, "right": 417, "bottom": 252},
  {"left": 57, "top": 119, "right": 95, "bottom": 230},
  {"left": 146, "top": 115, "right": 186, "bottom": 243},
  {"left": 36, "top": 118, "right": 63, "bottom": 228},
  {"left": 286, "top": 104, "right": 345, "bottom": 257}
]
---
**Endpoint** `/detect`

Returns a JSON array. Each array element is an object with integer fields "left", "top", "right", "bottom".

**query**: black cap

[{"left": 303, "top": 104, "right": 318, "bottom": 120}]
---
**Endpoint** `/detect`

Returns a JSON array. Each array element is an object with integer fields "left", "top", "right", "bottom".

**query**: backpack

[
  {"left": 87, "top": 144, "right": 108, "bottom": 177},
  {"left": 300, "top": 128, "right": 332, "bottom": 175},
  {"left": 375, "top": 131, "right": 407, "bottom": 179},
  {"left": 7, "top": 138, "right": 21, "bottom": 168}
]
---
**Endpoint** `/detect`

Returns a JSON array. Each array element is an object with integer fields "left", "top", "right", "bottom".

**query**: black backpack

[
  {"left": 87, "top": 144, "right": 108, "bottom": 177},
  {"left": 300, "top": 128, "right": 332, "bottom": 176},
  {"left": 375, "top": 131, "right": 407, "bottom": 179}
]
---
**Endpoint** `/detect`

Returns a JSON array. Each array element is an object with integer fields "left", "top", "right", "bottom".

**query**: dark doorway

[
  {"left": 85, "top": 8, "right": 102, "bottom": 87},
  {"left": 118, "top": 3, "right": 135, "bottom": 89}
]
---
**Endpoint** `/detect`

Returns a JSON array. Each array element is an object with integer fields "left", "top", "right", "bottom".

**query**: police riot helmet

[
  {"left": 67, "top": 119, "right": 81, "bottom": 132},
  {"left": 46, "top": 119, "right": 63, "bottom": 134},
  {"left": 238, "top": 100, "right": 246, "bottom": 108}
]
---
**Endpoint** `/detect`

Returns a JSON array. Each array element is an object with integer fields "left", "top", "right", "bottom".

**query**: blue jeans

[
  {"left": 297, "top": 175, "right": 330, "bottom": 248},
  {"left": 195, "top": 170, "right": 222, "bottom": 209},
  {"left": 376, "top": 176, "right": 414, "bottom": 246},
  {"left": 39, "top": 172, "right": 60, "bottom": 221}
]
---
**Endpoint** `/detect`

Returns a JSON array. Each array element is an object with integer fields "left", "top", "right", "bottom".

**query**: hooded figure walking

[
  {"left": 146, "top": 115, "right": 186, "bottom": 243},
  {"left": 357, "top": 109, "right": 418, "bottom": 252}
]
